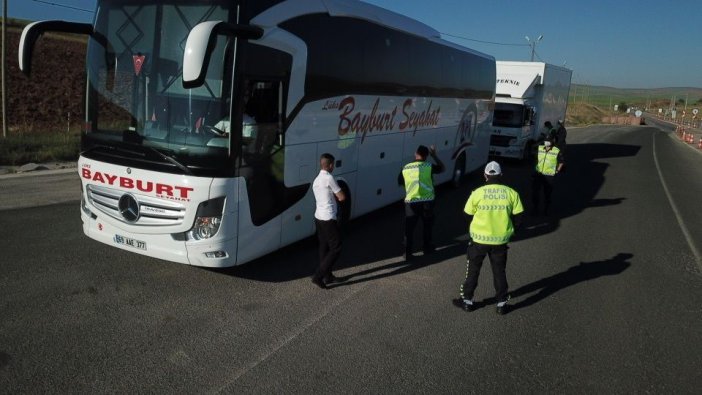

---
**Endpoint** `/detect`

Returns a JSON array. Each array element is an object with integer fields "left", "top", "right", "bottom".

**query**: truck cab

[{"left": 489, "top": 61, "right": 571, "bottom": 160}]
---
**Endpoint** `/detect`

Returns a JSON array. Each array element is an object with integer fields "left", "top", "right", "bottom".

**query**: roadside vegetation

[
  {"left": 0, "top": 132, "right": 80, "bottom": 165},
  {"left": 0, "top": 18, "right": 85, "bottom": 166}
]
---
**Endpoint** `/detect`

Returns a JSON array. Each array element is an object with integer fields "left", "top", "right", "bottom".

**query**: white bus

[{"left": 20, "top": 0, "right": 496, "bottom": 267}]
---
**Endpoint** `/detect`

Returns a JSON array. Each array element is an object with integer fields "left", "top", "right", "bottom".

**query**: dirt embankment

[{"left": 4, "top": 27, "right": 87, "bottom": 134}]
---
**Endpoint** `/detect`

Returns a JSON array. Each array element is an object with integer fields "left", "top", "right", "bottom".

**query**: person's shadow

[
  {"left": 477, "top": 253, "right": 632, "bottom": 312},
  {"left": 327, "top": 241, "right": 466, "bottom": 288}
]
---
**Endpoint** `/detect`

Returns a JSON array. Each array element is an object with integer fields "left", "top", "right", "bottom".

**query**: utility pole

[
  {"left": 525, "top": 35, "right": 543, "bottom": 62},
  {"left": 685, "top": 93, "right": 688, "bottom": 111},
  {"left": 2, "top": 0, "right": 7, "bottom": 138},
  {"left": 584, "top": 82, "right": 589, "bottom": 105}
]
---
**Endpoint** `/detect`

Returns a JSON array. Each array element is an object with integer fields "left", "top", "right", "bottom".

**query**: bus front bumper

[{"left": 81, "top": 211, "right": 238, "bottom": 268}]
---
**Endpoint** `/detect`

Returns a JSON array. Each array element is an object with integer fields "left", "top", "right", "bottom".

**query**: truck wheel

[{"left": 451, "top": 154, "right": 466, "bottom": 188}]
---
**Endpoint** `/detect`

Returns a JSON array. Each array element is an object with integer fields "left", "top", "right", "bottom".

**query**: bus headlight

[
  {"left": 190, "top": 216, "right": 222, "bottom": 240},
  {"left": 187, "top": 197, "right": 225, "bottom": 241}
]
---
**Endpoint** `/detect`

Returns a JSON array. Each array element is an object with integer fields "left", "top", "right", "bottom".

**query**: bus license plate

[{"left": 113, "top": 234, "right": 147, "bottom": 250}]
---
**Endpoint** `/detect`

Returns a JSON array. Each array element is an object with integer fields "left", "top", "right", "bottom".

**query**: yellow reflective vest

[
  {"left": 535, "top": 145, "right": 560, "bottom": 176},
  {"left": 402, "top": 161, "right": 435, "bottom": 202},
  {"left": 464, "top": 183, "right": 524, "bottom": 245}
]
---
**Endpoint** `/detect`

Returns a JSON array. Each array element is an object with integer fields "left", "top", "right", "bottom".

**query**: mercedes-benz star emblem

[{"left": 118, "top": 194, "right": 140, "bottom": 222}]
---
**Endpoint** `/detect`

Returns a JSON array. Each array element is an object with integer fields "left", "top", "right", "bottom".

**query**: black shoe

[
  {"left": 404, "top": 252, "right": 414, "bottom": 261},
  {"left": 423, "top": 245, "right": 436, "bottom": 255},
  {"left": 311, "top": 277, "right": 327, "bottom": 289},
  {"left": 323, "top": 274, "right": 340, "bottom": 285},
  {"left": 452, "top": 298, "right": 475, "bottom": 312},
  {"left": 496, "top": 304, "right": 509, "bottom": 315}
]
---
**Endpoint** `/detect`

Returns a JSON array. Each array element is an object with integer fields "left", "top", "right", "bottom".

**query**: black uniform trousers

[
  {"left": 314, "top": 218, "right": 342, "bottom": 281},
  {"left": 404, "top": 200, "right": 435, "bottom": 254},
  {"left": 460, "top": 241, "right": 509, "bottom": 303},
  {"left": 531, "top": 173, "right": 555, "bottom": 214}
]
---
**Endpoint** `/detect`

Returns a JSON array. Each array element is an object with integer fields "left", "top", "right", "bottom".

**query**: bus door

[{"left": 235, "top": 79, "right": 288, "bottom": 263}]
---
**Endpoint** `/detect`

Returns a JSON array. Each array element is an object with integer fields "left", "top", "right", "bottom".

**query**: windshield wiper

[
  {"left": 82, "top": 144, "right": 146, "bottom": 158},
  {"left": 146, "top": 147, "right": 193, "bottom": 176}
]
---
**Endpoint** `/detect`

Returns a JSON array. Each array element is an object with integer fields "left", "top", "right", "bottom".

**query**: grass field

[{"left": 569, "top": 84, "right": 702, "bottom": 111}]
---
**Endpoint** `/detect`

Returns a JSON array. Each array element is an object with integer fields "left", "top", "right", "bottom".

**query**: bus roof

[
  {"left": 253, "top": 0, "right": 492, "bottom": 61},
  {"left": 253, "top": 0, "right": 439, "bottom": 38}
]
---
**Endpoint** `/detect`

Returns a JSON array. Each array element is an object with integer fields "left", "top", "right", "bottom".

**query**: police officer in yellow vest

[
  {"left": 398, "top": 145, "right": 444, "bottom": 260},
  {"left": 453, "top": 161, "right": 524, "bottom": 315},
  {"left": 532, "top": 138, "right": 564, "bottom": 216}
]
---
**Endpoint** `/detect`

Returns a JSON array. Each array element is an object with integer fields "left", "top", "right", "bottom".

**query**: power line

[
  {"left": 440, "top": 32, "right": 529, "bottom": 47},
  {"left": 533, "top": 50, "right": 545, "bottom": 62},
  {"left": 30, "top": 0, "right": 93, "bottom": 13}
]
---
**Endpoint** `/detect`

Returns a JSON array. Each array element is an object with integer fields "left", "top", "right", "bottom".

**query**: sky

[{"left": 8, "top": 0, "right": 702, "bottom": 89}]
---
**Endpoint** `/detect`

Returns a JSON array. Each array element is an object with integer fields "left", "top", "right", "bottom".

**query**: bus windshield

[{"left": 85, "top": 1, "right": 236, "bottom": 176}]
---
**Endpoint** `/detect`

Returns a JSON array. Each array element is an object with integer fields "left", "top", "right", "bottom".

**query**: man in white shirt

[{"left": 311, "top": 153, "right": 347, "bottom": 289}]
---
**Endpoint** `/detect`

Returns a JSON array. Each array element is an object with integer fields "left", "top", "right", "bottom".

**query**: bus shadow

[
  {"left": 474, "top": 252, "right": 632, "bottom": 312},
  {"left": 327, "top": 242, "right": 466, "bottom": 288},
  {"left": 223, "top": 186, "right": 469, "bottom": 283},
  {"left": 224, "top": 128, "right": 643, "bottom": 283}
]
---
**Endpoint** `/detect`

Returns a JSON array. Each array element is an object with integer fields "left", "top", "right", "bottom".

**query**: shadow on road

[
  {"left": 220, "top": 195, "right": 467, "bottom": 283},
  {"left": 474, "top": 252, "right": 633, "bottom": 312},
  {"left": 508, "top": 141, "right": 641, "bottom": 242},
  {"left": 223, "top": 131, "right": 642, "bottom": 284},
  {"left": 327, "top": 242, "right": 466, "bottom": 288}
]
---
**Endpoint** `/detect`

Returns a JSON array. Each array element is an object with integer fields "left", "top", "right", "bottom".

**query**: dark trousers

[
  {"left": 460, "top": 242, "right": 509, "bottom": 303},
  {"left": 531, "top": 173, "right": 555, "bottom": 213},
  {"left": 314, "top": 219, "right": 342, "bottom": 281},
  {"left": 404, "top": 201, "right": 435, "bottom": 254}
]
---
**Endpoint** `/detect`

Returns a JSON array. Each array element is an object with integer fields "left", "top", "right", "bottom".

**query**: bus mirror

[
  {"left": 183, "top": 21, "right": 264, "bottom": 89},
  {"left": 19, "top": 20, "right": 93, "bottom": 76}
]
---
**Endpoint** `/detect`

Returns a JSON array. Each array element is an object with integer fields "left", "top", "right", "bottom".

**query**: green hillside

[{"left": 569, "top": 84, "right": 702, "bottom": 111}]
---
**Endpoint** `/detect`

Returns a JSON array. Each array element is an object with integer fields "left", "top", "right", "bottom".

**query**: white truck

[{"left": 489, "top": 61, "right": 572, "bottom": 159}]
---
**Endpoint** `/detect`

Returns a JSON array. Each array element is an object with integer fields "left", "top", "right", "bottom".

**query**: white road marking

[
  {"left": 652, "top": 133, "right": 702, "bottom": 270},
  {"left": 213, "top": 282, "right": 369, "bottom": 393}
]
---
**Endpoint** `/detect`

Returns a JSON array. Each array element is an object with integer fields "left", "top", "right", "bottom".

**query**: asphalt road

[{"left": 1, "top": 124, "right": 701, "bottom": 393}]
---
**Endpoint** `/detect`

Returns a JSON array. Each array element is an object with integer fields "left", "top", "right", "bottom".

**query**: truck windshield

[
  {"left": 85, "top": 0, "right": 236, "bottom": 177},
  {"left": 492, "top": 103, "right": 525, "bottom": 128}
]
